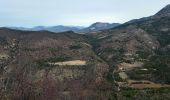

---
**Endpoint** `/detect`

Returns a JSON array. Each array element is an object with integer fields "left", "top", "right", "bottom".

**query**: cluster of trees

[
  {"left": 69, "top": 44, "right": 82, "bottom": 50},
  {"left": 143, "top": 50, "right": 170, "bottom": 84},
  {"left": 127, "top": 48, "right": 170, "bottom": 84},
  {"left": 0, "top": 68, "right": 108, "bottom": 100},
  {"left": 117, "top": 87, "right": 170, "bottom": 100}
]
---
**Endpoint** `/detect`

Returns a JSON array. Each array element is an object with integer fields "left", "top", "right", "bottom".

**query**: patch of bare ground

[
  {"left": 117, "top": 62, "right": 143, "bottom": 71},
  {"left": 119, "top": 72, "right": 128, "bottom": 80},
  {"left": 0, "top": 53, "right": 9, "bottom": 59},
  {"left": 49, "top": 60, "right": 86, "bottom": 66},
  {"left": 127, "top": 80, "right": 170, "bottom": 89}
]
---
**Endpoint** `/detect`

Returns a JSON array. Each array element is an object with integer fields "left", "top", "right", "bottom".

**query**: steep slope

[
  {"left": 155, "top": 4, "right": 170, "bottom": 17},
  {"left": 87, "top": 4, "right": 170, "bottom": 99}
]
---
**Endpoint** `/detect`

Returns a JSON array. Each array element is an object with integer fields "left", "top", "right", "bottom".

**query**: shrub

[
  {"left": 36, "top": 57, "right": 70, "bottom": 69},
  {"left": 106, "top": 69, "right": 114, "bottom": 82},
  {"left": 69, "top": 45, "right": 82, "bottom": 50}
]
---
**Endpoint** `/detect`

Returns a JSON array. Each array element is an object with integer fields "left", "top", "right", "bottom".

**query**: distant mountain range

[
  {"left": 9, "top": 25, "right": 85, "bottom": 33},
  {"left": 8, "top": 22, "right": 120, "bottom": 33}
]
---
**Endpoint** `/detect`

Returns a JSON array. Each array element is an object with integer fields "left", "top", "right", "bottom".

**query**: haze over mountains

[
  {"left": 8, "top": 22, "right": 120, "bottom": 33},
  {"left": 9, "top": 25, "right": 85, "bottom": 33},
  {"left": 0, "top": 4, "right": 170, "bottom": 100}
]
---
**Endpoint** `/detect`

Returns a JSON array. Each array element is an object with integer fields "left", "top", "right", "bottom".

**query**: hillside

[
  {"left": 1, "top": 4, "right": 170, "bottom": 100},
  {"left": 0, "top": 28, "right": 110, "bottom": 100},
  {"left": 87, "top": 4, "right": 170, "bottom": 99}
]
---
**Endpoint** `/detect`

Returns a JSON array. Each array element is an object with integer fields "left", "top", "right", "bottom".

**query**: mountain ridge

[
  {"left": 155, "top": 4, "right": 170, "bottom": 17},
  {"left": 7, "top": 22, "right": 120, "bottom": 33}
]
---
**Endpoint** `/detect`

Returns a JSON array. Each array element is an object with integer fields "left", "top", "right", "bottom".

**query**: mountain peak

[
  {"left": 79, "top": 22, "right": 120, "bottom": 32},
  {"left": 89, "top": 22, "right": 120, "bottom": 30},
  {"left": 91, "top": 22, "right": 112, "bottom": 28},
  {"left": 155, "top": 4, "right": 170, "bottom": 17}
]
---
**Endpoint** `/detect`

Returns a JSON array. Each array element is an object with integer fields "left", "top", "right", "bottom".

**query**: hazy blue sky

[{"left": 0, "top": 0, "right": 170, "bottom": 27}]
